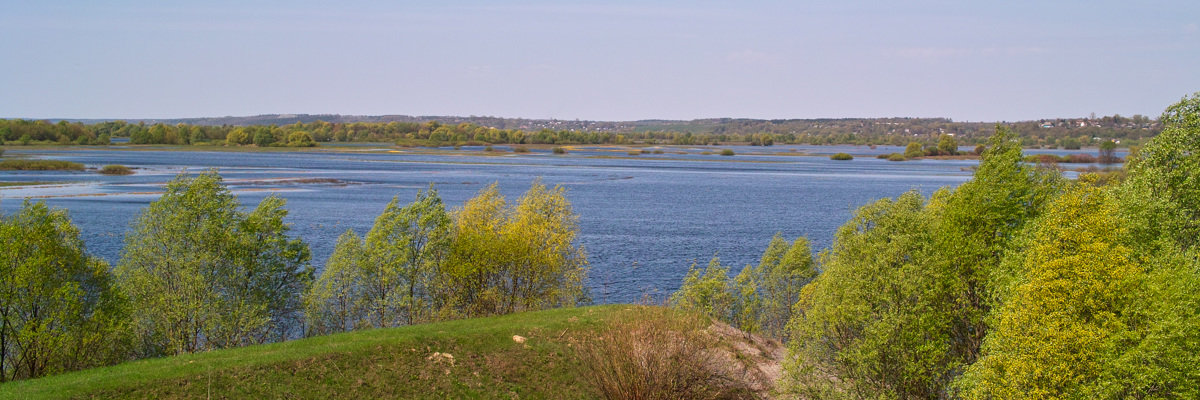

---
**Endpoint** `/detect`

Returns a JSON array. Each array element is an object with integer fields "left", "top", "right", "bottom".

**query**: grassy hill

[{"left": 0, "top": 305, "right": 783, "bottom": 399}]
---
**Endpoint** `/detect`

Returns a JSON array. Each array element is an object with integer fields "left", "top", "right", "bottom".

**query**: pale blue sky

[{"left": 2, "top": 1, "right": 1197, "bottom": 121}]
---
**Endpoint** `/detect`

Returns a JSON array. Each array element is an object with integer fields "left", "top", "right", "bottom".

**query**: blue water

[{"left": 1, "top": 145, "right": 980, "bottom": 303}]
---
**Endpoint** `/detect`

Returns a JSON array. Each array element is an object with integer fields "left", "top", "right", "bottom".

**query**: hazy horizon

[{"left": 3, "top": 1, "right": 1198, "bottom": 122}]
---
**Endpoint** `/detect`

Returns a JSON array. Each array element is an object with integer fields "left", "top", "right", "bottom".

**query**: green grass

[
  {"left": 0, "top": 305, "right": 659, "bottom": 400},
  {"left": 0, "top": 159, "right": 85, "bottom": 171}
]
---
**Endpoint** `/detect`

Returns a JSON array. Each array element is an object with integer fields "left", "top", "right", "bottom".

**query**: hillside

[{"left": 0, "top": 305, "right": 783, "bottom": 400}]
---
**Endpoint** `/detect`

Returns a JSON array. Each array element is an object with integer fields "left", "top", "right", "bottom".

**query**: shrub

[
  {"left": 652, "top": 149, "right": 665, "bottom": 154},
  {"left": 830, "top": 153, "right": 853, "bottom": 160},
  {"left": 887, "top": 153, "right": 907, "bottom": 162},
  {"left": 98, "top": 164, "right": 134, "bottom": 175},
  {"left": 627, "top": 150, "right": 642, "bottom": 156},
  {"left": 484, "top": 145, "right": 494, "bottom": 152},
  {"left": 552, "top": 147, "right": 566, "bottom": 154},
  {"left": 720, "top": 149, "right": 735, "bottom": 156},
  {"left": 574, "top": 307, "right": 756, "bottom": 400},
  {"left": 513, "top": 146, "right": 530, "bottom": 153}
]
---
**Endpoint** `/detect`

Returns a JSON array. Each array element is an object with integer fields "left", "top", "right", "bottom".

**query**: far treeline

[
  {"left": 0, "top": 173, "right": 587, "bottom": 382},
  {"left": 671, "top": 93, "right": 1200, "bottom": 398},
  {"left": 0, "top": 112, "right": 1158, "bottom": 149}
]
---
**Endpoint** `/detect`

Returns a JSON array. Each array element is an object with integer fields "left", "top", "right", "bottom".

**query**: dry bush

[{"left": 574, "top": 307, "right": 756, "bottom": 400}]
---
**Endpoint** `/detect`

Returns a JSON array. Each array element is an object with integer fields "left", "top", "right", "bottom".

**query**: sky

[{"left": 1, "top": 0, "right": 1198, "bottom": 122}]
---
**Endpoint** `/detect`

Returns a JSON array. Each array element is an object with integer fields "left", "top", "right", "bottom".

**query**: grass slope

[{"left": 2, "top": 305, "right": 648, "bottom": 400}]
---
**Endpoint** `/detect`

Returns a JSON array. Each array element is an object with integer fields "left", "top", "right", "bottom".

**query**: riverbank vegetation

[
  {"left": 2, "top": 94, "right": 1196, "bottom": 396},
  {"left": 0, "top": 159, "right": 84, "bottom": 171},
  {"left": 97, "top": 164, "right": 133, "bottom": 175},
  {"left": 0, "top": 171, "right": 587, "bottom": 383},
  {"left": 1, "top": 110, "right": 1157, "bottom": 150},
  {"left": 669, "top": 92, "right": 1200, "bottom": 398}
]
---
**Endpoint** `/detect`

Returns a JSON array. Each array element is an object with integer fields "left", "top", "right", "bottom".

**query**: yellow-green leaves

[
  {"left": 305, "top": 180, "right": 589, "bottom": 332},
  {"left": 959, "top": 183, "right": 1138, "bottom": 399}
]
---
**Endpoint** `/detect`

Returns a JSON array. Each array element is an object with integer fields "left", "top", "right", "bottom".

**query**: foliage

[
  {"left": 306, "top": 181, "right": 588, "bottom": 332},
  {"left": 720, "top": 149, "right": 735, "bottom": 156},
  {"left": 115, "top": 170, "right": 312, "bottom": 357},
  {"left": 669, "top": 257, "right": 735, "bottom": 321},
  {"left": 786, "top": 191, "right": 952, "bottom": 398},
  {"left": 958, "top": 183, "right": 1140, "bottom": 398},
  {"left": 303, "top": 230, "right": 366, "bottom": 336},
  {"left": 552, "top": 146, "right": 566, "bottom": 154},
  {"left": 0, "top": 160, "right": 84, "bottom": 171},
  {"left": 97, "top": 164, "right": 133, "bottom": 175},
  {"left": 1119, "top": 92, "right": 1200, "bottom": 250},
  {"left": 901, "top": 141, "right": 923, "bottom": 158},
  {"left": 781, "top": 125, "right": 1063, "bottom": 398},
  {"left": 359, "top": 187, "right": 452, "bottom": 328},
  {"left": 0, "top": 202, "right": 128, "bottom": 381},
  {"left": 444, "top": 182, "right": 589, "bottom": 318},
  {"left": 937, "top": 134, "right": 959, "bottom": 155},
  {"left": 574, "top": 306, "right": 756, "bottom": 400},
  {"left": 829, "top": 152, "right": 852, "bottom": 160}
]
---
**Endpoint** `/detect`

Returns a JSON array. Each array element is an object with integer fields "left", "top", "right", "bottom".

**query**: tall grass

[
  {"left": 574, "top": 307, "right": 754, "bottom": 400},
  {"left": 0, "top": 159, "right": 85, "bottom": 171}
]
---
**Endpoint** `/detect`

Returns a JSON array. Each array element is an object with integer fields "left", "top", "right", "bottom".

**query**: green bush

[
  {"left": 513, "top": 146, "right": 530, "bottom": 153},
  {"left": 99, "top": 164, "right": 134, "bottom": 175},
  {"left": 552, "top": 147, "right": 566, "bottom": 154},
  {"left": 830, "top": 153, "right": 853, "bottom": 160},
  {"left": 720, "top": 149, "right": 735, "bottom": 156},
  {"left": 886, "top": 153, "right": 907, "bottom": 162}
]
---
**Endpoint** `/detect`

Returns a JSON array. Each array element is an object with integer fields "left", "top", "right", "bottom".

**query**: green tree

[
  {"left": 786, "top": 191, "right": 949, "bottom": 398},
  {"left": 0, "top": 201, "right": 128, "bottom": 381},
  {"left": 958, "top": 183, "right": 1141, "bottom": 399},
  {"left": 728, "top": 234, "right": 815, "bottom": 340},
  {"left": 303, "top": 230, "right": 366, "bottom": 335},
  {"left": 937, "top": 134, "right": 959, "bottom": 155},
  {"left": 359, "top": 187, "right": 452, "bottom": 328},
  {"left": 1098, "top": 140, "right": 1118, "bottom": 164},
  {"left": 1119, "top": 92, "right": 1200, "bottom": 250},
  {"left": 670, "top": 256, "right": 735, "bottom": 321},
  {"left": 286, "top": 131, "right": 316, "bottom": 147},
  {"left": 905, "top": 141, "right": 925, "bottom": 158},
  {"left": 116, "top": 170, "right": 312, "bottom": 356}
]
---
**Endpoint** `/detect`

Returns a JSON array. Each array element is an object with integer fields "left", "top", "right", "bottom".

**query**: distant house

[{"left": 1041, "top": 122, "right": 1054, "bottom": 128}]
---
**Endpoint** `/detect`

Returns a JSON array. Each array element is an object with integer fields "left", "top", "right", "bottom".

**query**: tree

[
  {"left": 727, "top": 234, "right": 815, "bottom": 340},
  {"left": 287, "top": 131, "right": 315, "bottom": 147},
  {"left": 958, "top": 183, "right": 1141, "bottom": 399},
  {"left": 1099, "top": 140, "right": 1118, "bottom": 164},
  {"left": 225, "top": 128, "right": 250, "bottom": 146},
  {"left": 116, "top": 170, "right": 312, "bottom": 356},
  {"left": 786, "top": 191, "right": 949, "bottom": 398},
  {"left": 905, "top": 141, "right": 925, "bottom": 158},
  {"left": 937, "top": 134, "right": 959, "bottom": 155},
  {"left": 1119, "top": 92, "right": 1200, "bottom": 250},
  {"left": 670, "top": 256, "right": 735, "bottom": 321},
  {"left": 359, "top": 187, "right": 452, "bottom": 328},
  {"left": 931, "top": 126, "right": 1061, "bottom": 368},
  {"left": 0, "top": 201, "right": 127, "bottom": 381},
  {"left": 304, "top": 230, "right": 366, "bottom": 336},
  {"left": 444, "top": 182, "right": 589, "bottom": 318}
]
